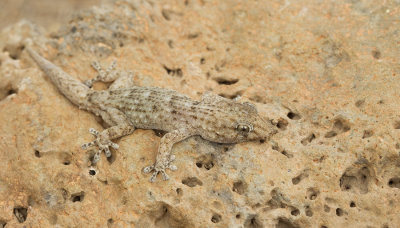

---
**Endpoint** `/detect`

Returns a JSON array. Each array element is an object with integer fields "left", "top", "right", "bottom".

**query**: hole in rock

[
  {"left": 305, "top": 206, "right": 313, "bottom": 217},
  {"left": 388, "top": 177, "right": 400, "bottom": 188},
  {"left": 3, "top": 44, "right": 24, "bottom": 60},
  {"left": 336, "top": 208, "right": 344, "bottom": 216},
  {"left": 211, "top": 214, "right": 221, "bottom": 223},
  {"left": 176, "top": 188, "right": 183, "bottom": 196},
  {"left": 71, "top": 192, "right": 85, "bottom": 202},
  {"left": 244, "top": 215, "right": 263, "bottom": 228},
  {"left": 290, "top": 208, "right": 300, "bottom": 216},
  {"left": 107, "top": 218, "right": 114, "bottom": 227},
  {"left": 106, "top": 152, "right": 116, "bottom": 164},
  {"left": 292, "top": 171, "right": 309, "bottom": 185},
  {"left": 362, "top": 130, "right": 374, "bottom": 139},
  {"left": 204, "top": 161, "right": 214, "bottom": 170},
  {"left": 394, "top": 121, "right": 400, "bottom": 130},
  {"left": 371, "top": 50, "right": 381, "bottom": 59},
  {"left": 340, "top": 166, "right": 371, "bottom": 194},
  {"left": 301, "top": 133, "right": 316, "bottom": 145},
  {"left": 287, "top": 112, "right": 301, "bottom": 120},
  {"left": 324, "top": 205, "right": 330, "bottom": 213},
  {"left": 333, "top": 118, "right": 350, "bottom": 132},
  {"left": 218, "top": 92, "right": 242, "bottom": 100},
  {"left": 14, "top": 207, "right": 28, "bottom": 223},
  {"left": 306, "top": 187, "right": 319, "bottom": 200},
  {"left": 168, "top": 40, "right": 174, "bottom": 48},
  {"left": 7, "top": 89, "right": 16, "bottom": 96},
  {"left": 196, "top": 155, "right": 214, "bottom": 170},
  {"left": 89, "top": 169, "right": 96, "bottom": 176},
  {"left": 355, "top": 99, "right": 365, "bottom": 107},
  {"left": 163, "top": 65, "right": 183, "bottom": 77},
  {"left": 188, "top": 33, "right": 199, "bottom": 39},
  {"left": 161, "top": 9, "right": 171, "bottom": 20},
  {"left": 324, "top": 131, "right": 337, "bottom": 138},
  {"left": 281, "top": 150, "right": 293, "bottom": 158},
  {"left": 0, "top": 84, "right": 18, "bottom": 101},
  {"left": 63, "top": 160, "right": 71, "bottom": 165},
  {"left": 276, "top": 118, "right": 288, "bottom": 130},
  {"left": 213, "top": 77, "right": 239, "bottom": 85},
  {"left": 182, "top": 177, "right": 203, "bottom": 187},
  {"left": 275, "top": 217, "right": 299, "bottom": 228},
  {"left": 232, "top": 180, "right": 247, "bottom": 195}
]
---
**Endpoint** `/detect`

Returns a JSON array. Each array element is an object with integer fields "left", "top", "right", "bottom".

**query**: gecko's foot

[
  {"left": 81, "top": 128, "right": 119, "bottom": 164},
  {"left": 84, "top": 60, "right": 118, "bottom": 88},
  {"left": 83, "top": 79, "right": 95, "bottom": 88},
  {"left": 143, "top": 156, "right": 177, "bottom": 182}
]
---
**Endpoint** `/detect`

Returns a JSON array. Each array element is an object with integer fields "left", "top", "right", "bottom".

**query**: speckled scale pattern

[
  {"left": 26, "top": 47, "right": 277, "bottom": 182},
  {"left": 89, "top": 87, "right": 199, "bottom": 131}
]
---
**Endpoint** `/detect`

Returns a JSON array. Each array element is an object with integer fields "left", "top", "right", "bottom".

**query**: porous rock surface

[{"left": 0, "top": 0, "right": 399, "bottom": 227}]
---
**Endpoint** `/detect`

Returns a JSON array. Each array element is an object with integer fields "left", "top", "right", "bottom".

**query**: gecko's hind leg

[
  {"left": 82, "top": 124, "right": 135, "bottom": 164},
  {"left": 81, "top": 108, "right": 135, "bottom": 164},
  {"left": 84, "top": 60, "right": 119, "bottom": 87},
  {"left": 84, "top": 60, "right": 135, "bottom": 89},
  {"left": 82, "top": 128, "right": 120, "bottom": 163}
]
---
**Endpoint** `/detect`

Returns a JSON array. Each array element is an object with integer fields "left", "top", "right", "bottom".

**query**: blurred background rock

[{"left": 0, "top": 0, "right": 109, "bottom": 31}]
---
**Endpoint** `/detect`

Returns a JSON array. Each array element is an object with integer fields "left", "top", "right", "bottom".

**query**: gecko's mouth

[{"left": 234, "top": 134, "right": 246, "bottom": 142}]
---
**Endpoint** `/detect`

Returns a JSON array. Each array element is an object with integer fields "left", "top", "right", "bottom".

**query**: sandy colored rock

[{"left": 0, "top": 0, "right": 399, "bottom": 227}]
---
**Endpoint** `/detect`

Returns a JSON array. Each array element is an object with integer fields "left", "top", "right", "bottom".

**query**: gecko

[{"left": 26, "top": 46, "right": 277, "bottom": 182}]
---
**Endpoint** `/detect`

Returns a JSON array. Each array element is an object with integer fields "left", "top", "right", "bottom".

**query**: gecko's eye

[{"left": 236, "top": 123, "right": 253, "bottom": 134}]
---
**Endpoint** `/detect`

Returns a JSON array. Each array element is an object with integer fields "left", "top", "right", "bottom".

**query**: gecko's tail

[{"left": 26, "top": 46, "right": 91, "bottom": 107}]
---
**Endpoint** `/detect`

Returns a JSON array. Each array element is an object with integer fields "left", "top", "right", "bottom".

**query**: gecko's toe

[
  {"left": 83, "top": 128, "right": 119, "bottom": 163},
  {"left": 89, "top": 128, "right": 99, "bottom": 135},
  {"left": 81, "top": 140, "right": 96, "bottom": 149},
  {"left": 93, "top": 151, "right": 101, "bottom": 164},
  {"left": 109, "top": 142, "right": 119, "bottom": 149},
  {"left": 103, "top": 146, "right": 111, "bottom": 157},
  {"left": 144, "top": 163, "right": 176, "bottom": 182},
  {"left": 83, "top": 79, "right": 94, "bottom": 88},
  {"left": 161, "top": 170, "right": 170, "bottom": 181},
  {"left": 149, "top": 171, "right": 159, "bottom": 183},
  {"left": 143, "top": 165, "right": 154, "bottom": 173}
]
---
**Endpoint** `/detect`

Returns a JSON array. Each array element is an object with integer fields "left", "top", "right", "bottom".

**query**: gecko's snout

[{"left": 251, "top": 117, "right": 277, "bottom": 142}]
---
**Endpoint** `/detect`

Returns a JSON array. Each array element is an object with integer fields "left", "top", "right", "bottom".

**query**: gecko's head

[{"left": 200, "top": 99, "right": 277, "bottom": 144}]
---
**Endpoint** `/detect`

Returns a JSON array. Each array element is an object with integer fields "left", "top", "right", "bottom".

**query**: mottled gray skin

[{"left": 26, "top": 47, "right": 277, "bottom": 182}]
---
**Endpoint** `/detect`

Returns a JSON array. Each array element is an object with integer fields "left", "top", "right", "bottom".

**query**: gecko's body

[{"left": 26, "top": 47, "right": 277, "bottom": 182}]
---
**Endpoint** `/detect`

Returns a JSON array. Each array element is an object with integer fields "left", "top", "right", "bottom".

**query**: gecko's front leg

[{"left": 144, "top": 128, "right": 193, "bottom": 182}]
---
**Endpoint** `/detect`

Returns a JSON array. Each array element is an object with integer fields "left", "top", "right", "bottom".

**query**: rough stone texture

[
  {"left": 0, "top": 0, "right": 399, "bottom": 227},
  {"left": 0, "top": 0, "right": 104, "bottom": 32}
]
